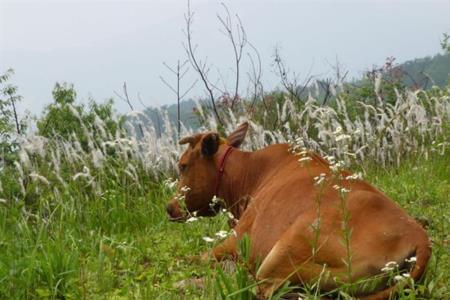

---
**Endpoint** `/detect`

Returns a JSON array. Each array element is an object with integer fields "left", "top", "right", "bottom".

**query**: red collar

[{"left": 214, "top": 146, "right": 234, "bottom": 196}]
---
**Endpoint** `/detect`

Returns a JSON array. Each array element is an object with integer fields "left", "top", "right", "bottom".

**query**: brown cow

[{"left": 166, "top": 122, "right": 431, "bottom": 299}]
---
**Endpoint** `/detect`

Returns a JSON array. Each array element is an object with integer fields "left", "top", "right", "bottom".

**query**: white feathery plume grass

[
  {"left": 7, "top": 84, "right": 448, "bottom": 202},
  {"left": 29, "top": 173, "right": 50, "bottom": 186},
  {"left": 93, "top": 115, "right": 108, "bottom": 139},
  {"left": 14, "top": 161, "right": 24, "bottom": 180},
  {"left": 67, "top": 104, "right": 81, "bottom": 120},
  {"left": 73, "top": 166, "right": 91, "bottom": 181},
  {"left": 18, "top": 149, "right": 31, "bottom": 170},
  {"left": 127, "top": 110, "right": 148, "bottom": 119},
  {"left": 92, "top": 149, "right": 104, "bottom": 169}
]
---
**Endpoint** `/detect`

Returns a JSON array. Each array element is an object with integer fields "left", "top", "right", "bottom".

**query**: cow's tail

[{"left": 360, "top": 237, "right": 432, "bottom": 300}]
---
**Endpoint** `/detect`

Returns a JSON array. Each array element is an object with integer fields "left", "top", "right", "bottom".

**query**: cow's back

[{"left": 247, "top": 144, "right": 332, "bottom": 257}]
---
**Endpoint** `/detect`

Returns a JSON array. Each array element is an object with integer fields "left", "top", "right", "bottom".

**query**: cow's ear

[
  {"left": 179, "top": 134, "right": 201, "bottom": 147},
  {"left": 227, "top": 122, "right": 249, "bottom": 148},
  {"left": 201, "top": 133, "right": 220, "bottom": 156}
]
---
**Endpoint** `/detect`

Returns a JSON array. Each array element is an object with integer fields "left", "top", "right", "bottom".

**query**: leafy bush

[
  {"left": 0, "top": 69, "right": 26, "bottom": 166},
  {"left": 37, "top": 82, "right": 123, "bottom": 152}
]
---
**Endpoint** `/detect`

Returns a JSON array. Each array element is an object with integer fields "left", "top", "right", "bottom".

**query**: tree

[
  {"left": 0, "top": 69, "right": 25, "bottom": 166},
  {"left": 37, "top": 83, "right": 122, "bottom": 151},
  {"left": 441, "top": 33, "right": 450, "bottom": 55}
]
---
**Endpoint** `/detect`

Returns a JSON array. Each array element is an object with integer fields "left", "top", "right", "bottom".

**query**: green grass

[{"left": 1, "top": 152, "right": 449, "bottom": 299}]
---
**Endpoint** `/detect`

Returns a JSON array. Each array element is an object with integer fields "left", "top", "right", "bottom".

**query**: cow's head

[{"left": 166, "top": 122, "right": 249, "bottom": 221}]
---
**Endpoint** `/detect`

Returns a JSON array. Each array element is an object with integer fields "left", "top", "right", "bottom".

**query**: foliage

[
  {"left": 401, "top": 53, "right": 450, "bottom": 88},
  {"left": 0, "top": 68, "right": 26, "bottom": 167},
  {"left": 441, "top": 33, "right": 450, "bottom": 55},
  {"left": 37, "top": 82, "right": 123, "bottom": 151}
]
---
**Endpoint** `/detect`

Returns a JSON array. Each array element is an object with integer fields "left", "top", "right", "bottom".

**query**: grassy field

[
  {"left": 1, "top": 150, "right": 448, "bottom": 299},
  {"left": 1, "top": 80, "right": 448, "bottom": 299}
]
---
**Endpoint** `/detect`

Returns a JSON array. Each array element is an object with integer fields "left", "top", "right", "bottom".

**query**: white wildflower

[
  {"left": 330, "top": 160, "right": 345, "bottom": 173},
  {"left": 345, "top": 173, "right": 363, "bottom": 180},
  {"left": 385, "top": 261, "right": 398, "bottom": 268},
  {"left": 381, "top": 261, "right": 399, "bottom": 272},
  {"left": 215, "top": 230, "right": 229, "bottom": 239},
  {"left": 394, "top": 275, "right": 404, "bottom": 282},
  {"left": 340, "top": 187, "right": 351, "bottom": 194},
  {"left": 180, "top": 186, "right": 191, "bottom": 193},
  {"left": 186, "top": 217, "right": 198, "bottom": 223},
  {"left": 202, "top": 236, "right": 215, "bottom": 243},
  {"left": 335, "top": 134, "right": 351, "bottom": 142},
  {"left": 324, "top": 155, "right": 336, "bottom": 164},
  {"left": 211, "top": 196, "right": 221, "bottom": 204},
  {"left": 314, "top": 173, "right": 326, "bottom": 186},
  {"left": 0, "top": 198, "right": 7, "bottom": 204},
  {"left": 226, "top": 211, "right": 235, "bottom": 220},
  {"left": 163, "top": 178, "right": 178, "bottom": 189},
  {"left": 298, "top": 157, "right": 312, "bottom": 163},
  {"left": 405, "top": 256, "right": 417, "bottom": 263},
  {"left": 402, "top": 273, "right": 411, "bottom": 278},
  {"left": 297, "top": 150, "right": 308, "bottom": 156}
]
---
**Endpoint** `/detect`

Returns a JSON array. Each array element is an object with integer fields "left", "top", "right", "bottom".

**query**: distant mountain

[
  {"left": 399, "top": 53, "right": 450, "bottom": 88},
  {"left": 143, "top": 99, "right": 200, "bottom": 134},
  {"left": 142, "top": 53, "right": 449, "bottom": 132}
]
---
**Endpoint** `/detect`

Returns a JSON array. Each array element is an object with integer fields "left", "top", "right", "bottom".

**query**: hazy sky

[{"left": 1, "top": 0, "right": 449, "bottom": 115}]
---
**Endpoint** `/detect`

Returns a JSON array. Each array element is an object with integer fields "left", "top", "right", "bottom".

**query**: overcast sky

[{"left": 1, "top": 0, "right": 449, "bottom": 115}]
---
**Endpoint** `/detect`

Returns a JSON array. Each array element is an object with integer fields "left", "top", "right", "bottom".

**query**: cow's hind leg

[{"left": 255, "top": 241, "right": 336, "bottom": 299}]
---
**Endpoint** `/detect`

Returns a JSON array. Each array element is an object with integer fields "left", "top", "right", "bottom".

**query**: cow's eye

[{"left": 179, "top": 164, "right": 187, "bottom": 172}]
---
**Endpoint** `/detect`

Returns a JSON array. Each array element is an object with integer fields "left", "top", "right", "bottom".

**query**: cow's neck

[{"left": 214, "top": 146, "right": 262, "bottom": 219}]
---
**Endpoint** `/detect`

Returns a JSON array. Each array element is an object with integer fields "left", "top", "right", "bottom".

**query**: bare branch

[
  {"left": 159, "top": 58, "right": 198, "bottom": 134},
  {"left": 273, "top": 47, "right": 302, "bottom": 102},
  {"left": 217, "top": 2, "right": 247, "bottom": 108},
  {"left": 122, "top": 82, "right": 134, "bottom": 111},
  {"left": 159, "top": 75, "right": 178, "bottom": 95},
  {"left": 184, "top": 0, "right": 223, "bottom": 125},
  {"left": 114, "top": 82, "right": 145, "bottom": 137},
  {"left": 318, "top": 78, "right": 332, "bottom": 105},
  {"left": 180, "top": 78, "right": 199, "bottom": 99},
  {"left": 246, "top": 41, "right": 264, "bottom": 113}
]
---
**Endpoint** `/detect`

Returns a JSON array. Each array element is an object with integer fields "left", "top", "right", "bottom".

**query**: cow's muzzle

[{"left": 166, "top": 199, "right": 186, "bottom": 222}]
